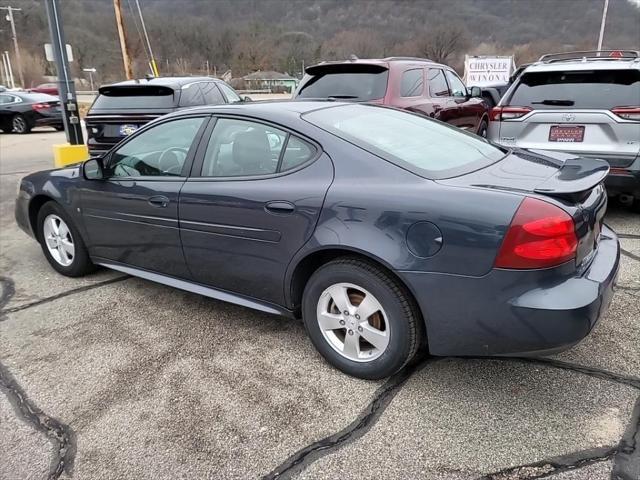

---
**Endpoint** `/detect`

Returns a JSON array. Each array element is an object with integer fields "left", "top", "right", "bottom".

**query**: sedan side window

[
  {"left": 445, "top": 70, "right": 468, "bottom": 97},
  {"left": 218, "top": 82, "right": 242, "bottom": 103},
  {"left": 428, "top": 69, "right": 450, "bottom": 97},
  {"left": 280, "top": 136, "right": 315, "bottom": 171},
  {"left": 201, "top": 82, "right": 225, "bottom": 104},
  {"left": 179, "top": 83, "right": 205, "bottom": 107},
  {"left": 400, "top": 69, "right": 424, "bottom": 97},
  {"left": 108, "top": 117, "right": 204, "bottom": 177},
  {"left": 201, "top": 118, "right": 289, "bottom": 177}
]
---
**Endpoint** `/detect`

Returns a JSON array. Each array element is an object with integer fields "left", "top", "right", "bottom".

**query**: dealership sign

[{"left": 463, "top": 55, "right": 515, "bottom": 86}]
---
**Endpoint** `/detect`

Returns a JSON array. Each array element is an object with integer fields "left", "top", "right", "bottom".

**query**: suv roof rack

[
  {"left": 383, "top": 56, "right": 434, "bottom": 63},
  {"left": 538, "top": 50, "right": 640, "bottom": 63}
]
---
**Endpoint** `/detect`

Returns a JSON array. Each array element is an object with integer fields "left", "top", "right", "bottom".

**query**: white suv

[{"left": 487, "top": 50, "right": 640, "bottom": 208}]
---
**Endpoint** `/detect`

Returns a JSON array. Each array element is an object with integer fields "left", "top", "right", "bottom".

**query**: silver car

[{"left": 487, "top": 50, "right": 640, "bottom": 208}]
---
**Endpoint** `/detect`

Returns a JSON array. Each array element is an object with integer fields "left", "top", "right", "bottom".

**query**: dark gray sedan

[{"left": 15, "top": 101, "right": 619, "bottom": 379}]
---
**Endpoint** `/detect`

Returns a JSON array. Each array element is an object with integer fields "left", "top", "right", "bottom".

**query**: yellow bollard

[{"left": 52, "top": 144, "right": 90, "bottom": 168}]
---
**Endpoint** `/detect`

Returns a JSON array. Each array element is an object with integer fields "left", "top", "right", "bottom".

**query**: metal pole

[
  {"left": 88, "top": 71, "right": 94, "bottom": 91},
  {"left": 597, "top": 0, "right": 609, "bottom": 51},
  {"left": 44, "top": 0, "right": 83, "bottom": 145},
  {"left": 0, "top": 6, "right": 24, "bottom": 87},
  {"left": 113, "top": 0, "right": 134, "bottom": 79},
  {"left": 4, "top": 50, "right": 14, "bottom": 88}
]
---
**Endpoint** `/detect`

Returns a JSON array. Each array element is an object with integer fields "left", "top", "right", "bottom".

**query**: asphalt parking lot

[{"left": 0, "top": 128, "right": 638, "bottom": 480}]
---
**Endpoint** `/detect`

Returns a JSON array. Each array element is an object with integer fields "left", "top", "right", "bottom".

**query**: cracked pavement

[{"left": 1, "top": 130, "right": 639, "bottom": 479}]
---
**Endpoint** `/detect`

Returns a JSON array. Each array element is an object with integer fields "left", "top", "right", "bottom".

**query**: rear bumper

[
  {"left": 400, "top": 225, "right": 620, "bottom": 356},
  {"left": 34, "top": 116, "right": 62, "bottom": 127},
  {"left": 86, "top": 138, "right": 116, "bottom": 156},
  {"left": 605, "top": 169, "right": 640, "bottom": 198}
]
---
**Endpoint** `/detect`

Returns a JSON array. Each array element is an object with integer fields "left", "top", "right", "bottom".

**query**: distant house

[{"left": 242, "top": 71, "right": 298, "bottom": 94}]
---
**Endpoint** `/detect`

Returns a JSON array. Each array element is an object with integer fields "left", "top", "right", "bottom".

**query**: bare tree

[{"left": 412, "top": 26, "right": 470, "bottom": 64}]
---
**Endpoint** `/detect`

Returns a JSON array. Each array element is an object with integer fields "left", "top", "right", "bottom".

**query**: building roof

[{"left": 243, "top": 71, "right": 297, "bottom": 81}]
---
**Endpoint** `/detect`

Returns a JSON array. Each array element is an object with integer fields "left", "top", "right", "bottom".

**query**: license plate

[
  {"left": 119, "top": 124, "right": 139, "bottom": 136},
  {"left": 549, "top": 125, "right": 585, "bottom": 142}
]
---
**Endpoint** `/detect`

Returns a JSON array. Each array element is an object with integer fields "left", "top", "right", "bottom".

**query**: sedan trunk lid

[{"left": 438, "top": 148, "right": 609, "bottom": 267}]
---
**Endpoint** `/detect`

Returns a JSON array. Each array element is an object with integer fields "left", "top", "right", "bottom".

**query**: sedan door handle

[
  {"left": 265, "top": 201, "right": 295, "bottom": 215},
  {"left": 148, "top": 195, "right": 169, "bottom": 208}
]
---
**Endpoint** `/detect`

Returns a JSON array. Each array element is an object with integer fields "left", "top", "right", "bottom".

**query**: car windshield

[
  {"left": 297, "top": 66, "right": 389, "bottom": 101},
  {"left": 92, "top": 86, "right": 177, "bottom": 109},
  {"left": 304, "top": 104, "right": 506, "bottom": 179},
  {"left": 508, "top": 69, "right": 640, "bottom": 109}
]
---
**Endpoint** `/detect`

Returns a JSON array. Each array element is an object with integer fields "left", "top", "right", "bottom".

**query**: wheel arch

[
  {"left": 286, "top": 246, "right": 424, "bottom": 327},
  {"left": 28, "top": 194, "right": 55, "bottom": 240}
]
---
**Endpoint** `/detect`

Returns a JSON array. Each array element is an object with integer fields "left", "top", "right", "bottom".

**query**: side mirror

[
  {"left": 469, "top": 86, "right": 482, "bottom": 98},
  {"left": 83, "top": 158, "right": 104, "bottom": 180},
  {"left": 243, "top": 96, "right": 252, "bottom": 102}
]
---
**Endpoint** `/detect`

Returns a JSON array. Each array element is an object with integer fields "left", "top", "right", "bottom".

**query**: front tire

[
  {"left": 302, "top": 257, "right": 422, "bottom": 380},
  {"left": 12, "top": 114, "right": 31, "bottom": 134},
  {"left": 36, "top": 201, "right": 95, "bottom": 277}
]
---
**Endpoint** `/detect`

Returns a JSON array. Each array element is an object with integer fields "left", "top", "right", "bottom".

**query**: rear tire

[
  {"left": 477, "top": 118, "right": 488, "bottom": 138},
  {"left": 12, "top": 114, "right": 31, "bottom": 134},
  {"left": 36, "top": 201, "right": 96, "bottom": 277},
  {"left": 302, "top": 257, "right": 422, "bottom": 380}
]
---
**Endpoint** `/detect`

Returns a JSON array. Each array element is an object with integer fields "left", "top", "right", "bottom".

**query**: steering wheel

[{"left": 158, "top": 147, "right": 188, "bottom": 175}]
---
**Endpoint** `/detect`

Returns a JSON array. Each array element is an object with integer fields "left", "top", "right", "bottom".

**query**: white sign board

[
  {"left": 44, "top": 43, "right": 74, "bottom": 62},
  {"left": 464, "top": 55, "right": 515, "bottom": 86}
]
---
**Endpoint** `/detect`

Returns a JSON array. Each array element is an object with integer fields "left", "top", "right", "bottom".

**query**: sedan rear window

[
  {"left": 508, "top": 69, "right": 640, "bottom": 109},
  {"left": 296, "top": 65, "right": 388, "bottom": 101},
  {"left": 304, "top": 104, "right": 506, "bottom": 179},
  {"left": 92, "top": 86, "right": 177, "bottom": 109}
]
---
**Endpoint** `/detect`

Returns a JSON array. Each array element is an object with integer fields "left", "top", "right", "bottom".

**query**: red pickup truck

[{"left": 294, "top": 57, "right": 490, "bottom": 137}]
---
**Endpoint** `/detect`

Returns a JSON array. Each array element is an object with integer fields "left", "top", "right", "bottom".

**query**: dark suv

[
  {"left": 86, "top": 76, "right": 243, "bottom": 155},
  {"left": 294, "top": 57, "right": 489, "bottom": 136}
]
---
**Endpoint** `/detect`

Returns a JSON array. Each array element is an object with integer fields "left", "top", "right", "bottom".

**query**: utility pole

[
  {"left": 134, "top": 0, "right": 158, "bottom": 76},
  {"left": 3, "top": 50, "right": 14, "bottom": 88},
  {"left": 113, "top": 0, "right": 133, "bottom": 79},
  {"left": 45, "top": 0, "right": 83, "bottom": 145},
  {"left": 597, "top": 0, "right": 609, "bottom": 51},
  {"left": 0, "top": 6, "right": 24, "bottom": 87}
]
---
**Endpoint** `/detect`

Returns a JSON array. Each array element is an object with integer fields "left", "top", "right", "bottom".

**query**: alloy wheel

[
  {"left": 12, "top": 115, "right": 27, "bottom": 133},
  {"left": 42, "top": 214, "right": 75, "bottom": 267},
  {"left": 316, "top": 282, "right": 390, "bottom": 362}
]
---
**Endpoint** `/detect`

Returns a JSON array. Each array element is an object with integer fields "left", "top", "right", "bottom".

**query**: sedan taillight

[
  {"left": 31, "top": 103, "right": 49, "bottom": 110},
  {"left": 495, "top": 197, "right": 577, "bottom": 269},
  {"left": 611, "top": 106, "right": 640, "bottom": 121},
  {"left": 489, "top": 106, "right": 532, "bottom": 121}
]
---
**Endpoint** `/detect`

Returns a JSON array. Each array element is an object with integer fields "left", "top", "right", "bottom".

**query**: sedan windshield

[{"left": 304, "top": 104, "right": 506, "bottom": 179}]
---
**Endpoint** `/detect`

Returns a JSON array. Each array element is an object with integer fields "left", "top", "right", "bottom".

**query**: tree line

[{"left": 0, "top": 0, "right": 638, "bottom": 88}]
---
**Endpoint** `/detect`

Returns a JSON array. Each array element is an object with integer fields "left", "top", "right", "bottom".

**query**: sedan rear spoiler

[{"left": 533, "top": 157, "right": 609, "bottom": 196}]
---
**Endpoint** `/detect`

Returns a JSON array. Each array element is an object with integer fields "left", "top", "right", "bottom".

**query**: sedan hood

[{"left": 437, "top": 148, "right": 609, "bottom": 198}]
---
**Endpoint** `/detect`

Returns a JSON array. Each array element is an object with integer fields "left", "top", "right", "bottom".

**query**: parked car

[
  {"left": 0, "top": 91, "right": 63, "bottom": 133},
  {"left": 85, "top": 76, "right": 244, "bottom": 155},
  {"left": 29, "top": 82, "right": 59, "bottom": 96},
  {"left": 480, "top": 63, "right": 530, "bottom": 108},
  {"left": 488, "top": 50, "right": 640, "bottom": 209},
  {"left": 294, "top": 56, "right": 490, "bottom": 136},
  {"left": 16, "top": 101, "right": 618, "bottom": 379}
]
